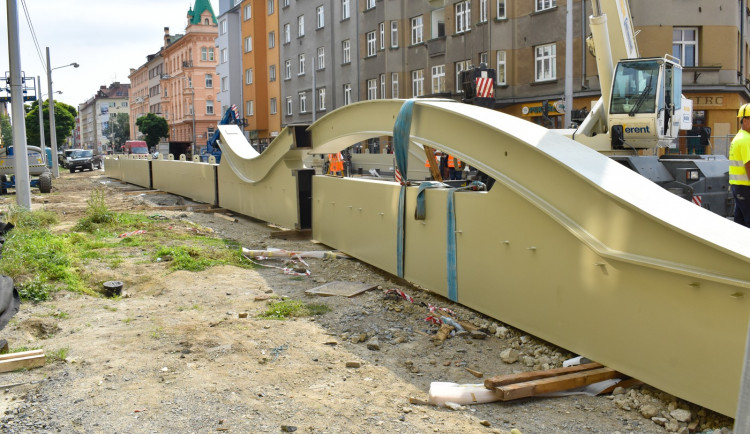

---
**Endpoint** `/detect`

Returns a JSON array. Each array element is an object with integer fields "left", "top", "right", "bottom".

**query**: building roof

[{"left": 188, "top": 0, "right": 217, "bottom": 26}]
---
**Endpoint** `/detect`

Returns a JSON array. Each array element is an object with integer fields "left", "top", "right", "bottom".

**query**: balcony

[
  {"left": 427, "top": 37, "right": 446, "bottom": 57},
  {"left": 182, "top": 61, "right": 193, "bottom": 68}
]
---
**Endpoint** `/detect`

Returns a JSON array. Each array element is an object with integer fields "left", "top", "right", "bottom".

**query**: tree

[
  {"left": 0, "top": 114, "right": 11, "bottom": 151},
  {"left": 103, "top": 112, "right": 130, "bottom": 152},
  {"left": 24, "top": 100, "right": 77, "bottom": 148},
  {"left": 135, "top": 113, "right": 169, "bottom": 149}
]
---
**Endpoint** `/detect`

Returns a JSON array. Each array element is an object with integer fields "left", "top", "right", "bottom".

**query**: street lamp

[
  {"left": 37, "top": 74, "right": 62, "bottom": 169},
  {"left": 46, "top": 46, "right": 79, "bottom": 177}
]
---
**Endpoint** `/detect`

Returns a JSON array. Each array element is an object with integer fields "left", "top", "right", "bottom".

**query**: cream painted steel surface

[
  {"left": 102, "top": 157, "right": 122, "bottom": 180},
  {"left": 119, "top": 156, "right": 151, "bottom": 189},
  {"left": 152, "top": 159, "right": 217, "bottom": 205},
  {"left": 107, "top": 99, "right": 749, "bottom": 417},
  {"left": 308, "top": 100, "right": 750, "bottom": 417}
]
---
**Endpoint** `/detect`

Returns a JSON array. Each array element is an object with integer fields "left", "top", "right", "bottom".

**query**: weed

[
  {"left": 46, "top": 347, "right": 69, "bottom": 363},
  {"left": 50, "top": 311, "right": 69, "bottom": 319},
  {"left": 17, "top": 276, "right": 52, "bottom": 302},
  {"left": 103, "top": 305, "right": 117, "bottom": 312},
  {"left": 123, "top": 317, "right": 134, "bottom": 324},
  {"left": 9, "top": 346, "right": 41, "bottom": 353},
  {"left": 259, "top": 300, "right": 330, "bottom": 320}
]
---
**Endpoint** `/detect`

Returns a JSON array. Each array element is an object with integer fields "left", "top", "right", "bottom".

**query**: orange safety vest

[
  {"left": 447, "top": 155, "right": 460, "bottom": 168},
  {"left": 329, "top": 153, "right": 344, "bottom": 173}
]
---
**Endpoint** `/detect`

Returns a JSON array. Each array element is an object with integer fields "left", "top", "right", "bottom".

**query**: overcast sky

[{"left": 1, "top": 0, "right": 219, "bottom": 113}]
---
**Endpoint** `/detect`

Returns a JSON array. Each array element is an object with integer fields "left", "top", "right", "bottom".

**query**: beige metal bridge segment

[{"left": 106, "top": 99, "right": 750, "bottom": 417}]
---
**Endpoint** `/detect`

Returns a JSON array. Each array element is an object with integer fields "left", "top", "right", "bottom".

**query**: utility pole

[
  {"left": 37, "top": 76, "right": 46, "bottom": 167},
  {"left": 6, "top": 0, "right": 32, "bottom": 209},
  {"left": 46, "top": 47, "right": 60, "bottom": 177}
]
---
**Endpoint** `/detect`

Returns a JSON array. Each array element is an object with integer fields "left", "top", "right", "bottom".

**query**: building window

[
  {"left": 269, "top": 65, "right": 276, "bottom": 82},
  {"left": 366, "top": 31, "right": 377, "bottom": 57},
  {"left": 342, "top": 0, "right": 350, "bottom": 19},
  {"left": 205, "top": 74, "right": 213, "bottom": 88},
  {"left": 390, "top": 21, "right": 398, "bottom": 48},
  {"left": 673, "top": 27, "right": 698, "bottom": 67},
  {"left": 318, "top": 88, "right": 326, "bottom": 110},
  {"left": 412, "top": 69, "right": 424, "bottom": 97},
  {"left": 298, "top": 15, "right": 305, "bottom": 37},
  {"left": 379, "top": 73, "right": 385, "bottom": 98},
  {"left": 283, "top": 23, "right": 291, "bottom": 44},
  {"left": 366, "top": 0, "right": 375, "bottom": 10},
  {"left": 480, "top": 52, "right": 488, "bottom": 66},
  {"left": 431, "top": 9, "right": 446, "bottom": 38},
  {"left": 246, "top": 100, "right": 254, "bottom": 116},
  {"left": 220, "top": 19, "right": 227, "bottom": 35},
  {"left": 208, "top": 48, "right": 214, "bottom": 61},
  {"left": 497, "top": 0, "right": 506, "bottom": 19},
  {"left": 284, "top": 60, "right": 291, "bottom": 79},
  {"left": 221, "top": 48, "right": 228, "bottom": 63},
  {"left": 379, "top": 22, "right": 385, "bottom": 50},
  {"left": 299, "top": 92, "right": 307, "bottom": 113},
  {"left": 343, "top": 83, "right": 352, "bottom": 105},
  {"left": 411, "top": 16, "right": 423, "bottom": 45},
  {"left": 342, "top": 39, "right": 351, "bottom": 64},
  {"left": 496, "top": 51, "right": 507, "bottom": 85},
  {"left": 316, "top": 6, "right": 325, "bottom": 28},
  {"left": 267, "top": 0, "right": 274, "bottom": 14},
  {"left": 286, "top": 96, "right": 293, "bottom": 115},
  {"left": 206, "top": 100, "right": 214, "bottom": 115},
  {"left": 431, "top": 64, "right": 445, "bottom": 93},
  {"left": 244, "top": 4, "right": 251, "bottom": 20},
  {"left": 456, "top": 60, "right": 469, "bottom": 92},
  {"left": 270, "top": 97, "right": 277, "bottom": 114},
  {"left": 281, "top": 0, "right": 289, "bottom": 8},
  {"left": 245, "top": 68, "right": 253, "bottom": 84},
  {"left": 269, "top": 31, "right": 275, "bottom": 49},
  {"left": 244, "top": 36, "right": 252, "bottom": 52},
  {"left": 221, "top": 76, "right": 227, "bottom": 91},
  {"left": 535, "top": 43, "right": 556, "bottom": 81},
  {"left": 317, "top": 47, "right": 325, "bottom": 69},
  {"left": 298, "top": 54, "right": 305, "bottom": 75},
  {"left": 455, "top": 1, "right": 471, "bottom": 34},
  {"left": 391, "top": 72, "right": 399, "bottom": 98},
  {"left": 479, "top": 0, "right": 488, "bottom": 23},
  {"left": 367, "top": 79, "right": 377, "bottom": 100},
  {"left": 536, "top": 0, "right": 556, "bottom": 12}
]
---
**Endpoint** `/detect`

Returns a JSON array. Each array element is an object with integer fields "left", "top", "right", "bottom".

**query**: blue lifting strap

[
  {"left": 393, "top": 100, "right": 416, "bottom": 278},
  {"left": 446, "top": 181, "right": 486, "bottom": 302},
  {"left": 415, "top": 181, "right": 446, "bottom": 220}
]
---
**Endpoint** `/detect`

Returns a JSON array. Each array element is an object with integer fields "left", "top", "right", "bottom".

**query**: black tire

[
  {"left": 87, "top": 163, "right": 93, "bottom": 171},
  {"left": 0, "top": 175, "right": 6, "bottom": 195},
  {"left": 69, "top": 167, "right": 75, "bottom": 174},
  {"left": 38, "top": 172, "right": 52, "bottom": 194}
]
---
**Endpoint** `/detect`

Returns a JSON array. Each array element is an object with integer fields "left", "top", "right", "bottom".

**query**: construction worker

[
  {"left": 447, "top": 155, "right": 462, "bottom": 180},
  {"left": 328, "top": 152, "right": 344, "bottom": 176},
  {"left": 730, "top": 103, "right": 750, "bottom": 227}
]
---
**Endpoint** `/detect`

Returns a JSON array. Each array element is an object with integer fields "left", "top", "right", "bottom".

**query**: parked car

[
  {"left": 60, "top": 149, "right": 76, "bottom": 168},
  {"left": 68, "top": 149, "right": 103, "bottom": 173}
]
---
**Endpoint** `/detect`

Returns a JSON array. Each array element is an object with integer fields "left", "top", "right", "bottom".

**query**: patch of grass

[
  {"left": 259, "top": 299, "right": 330, "bottom": 320},
  {"left": 6, "top": 205, "right": 57, "bottom": 229},
  {"left": 49, "top": 311, "right": 69, "bottom": 320},
  {"left": 153, "top": 243, "right": 250, "bottom": 272},
  {"left": 123, "top": 317, "right": 134, "bottom": 324},
  {"left": 103, "top": 305, "right": 117, "bottom": 312},
  {"left": 9, "top": 346, "right": 41, "bottom": 353},
  {"left": 46, "top": 347, "right": 69, "bottom": 363}
]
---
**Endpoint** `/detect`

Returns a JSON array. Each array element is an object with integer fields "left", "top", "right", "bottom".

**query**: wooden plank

[
  {"left": 0, "top": 353, "right": 45, "bottom": 373},
  {"left": 0, "top": 349, "right": 43, "bottom": 361},
  {"left": 484, "top": 362, "right": 603, "bottom": 389},
  {"left": 214, "top": 212, "right": 238, "bottom": 222},
  {"left": 270, "top": 229, "right": 313, "bottom": 240},
  {"left": 151, "top": 204, "right": 213, "bottom": 211},
  {"left": 193, "top": 207, "right": 228, "bottom": 214},
  {"left": 497, "top": 367, "right": 621, "bottom": 401},
  {"left": 423, "top": 145, "right": 443, "bottom": 182}
]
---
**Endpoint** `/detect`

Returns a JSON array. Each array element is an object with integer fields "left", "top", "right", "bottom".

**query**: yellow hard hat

[{"left": 739, "top": 103, "right": 750, "bottom": 118}]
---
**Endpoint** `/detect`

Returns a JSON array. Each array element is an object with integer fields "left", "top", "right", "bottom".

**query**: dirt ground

[{"left": 0, "top": 169, "right": 736, "bottom": 433}]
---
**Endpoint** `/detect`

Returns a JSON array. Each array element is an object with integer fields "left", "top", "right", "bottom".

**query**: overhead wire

[{"left": 20, "top": 0, "right": 47, "bottom": 72}]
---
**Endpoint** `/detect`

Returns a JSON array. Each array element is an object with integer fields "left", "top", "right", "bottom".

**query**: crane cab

[{"left": 608, "top": 55, "right": 685, "bottom": 150}]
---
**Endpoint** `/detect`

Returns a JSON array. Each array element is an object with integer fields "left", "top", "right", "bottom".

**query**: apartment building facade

[
  {"left": 78, "top": 82, "right": 130, "bottom": 153},
  {"left": 216, "top": 0, "right": 244, "bottom": 122},
  {"left": 160, "top": 0, "right": 220, "bottom": 156}
]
